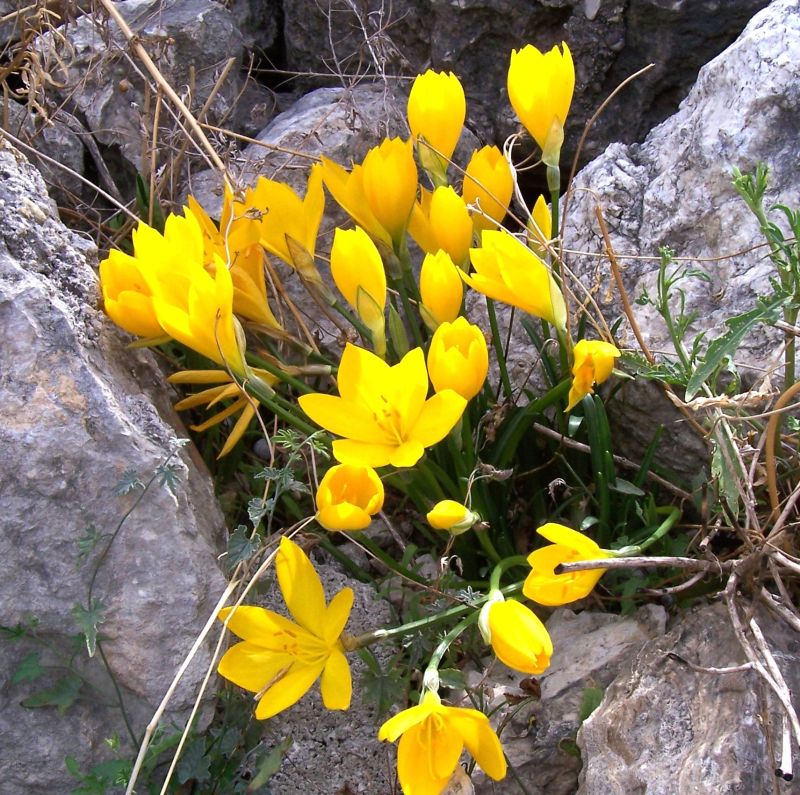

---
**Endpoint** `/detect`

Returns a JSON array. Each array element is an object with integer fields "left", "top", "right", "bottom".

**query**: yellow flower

[
  {"left": 523, "top": 523, "right": 610, "bottom": 606},
  {"left": 464, "top": 229, "right": 566, "bottom": 330},
  {"left": 298, "top": 344, "right": 467, "bottom": 468},
  {"left": 315, "top": 464, "right": 385, "bottom": 532},
  {"left": 99, "top": 249, "right": 164, "bottom": 339},
  {"left": 361, "top": 138, "right": 418, "bottom": 247},
  {"left": 330, "top": 227, "right": 387, "bottom": 354},
  {"left": 461, "top": 145, "right": 514, "bottom": 233},
  {"left": 408, "top": 186, "right": 473, "bottom": 268},
  {"left": 419, "top": 250, "right": 463, "bottom": 330},
  {"left": 566, "top": 339, "right": 622, "bottom": 411},
  {"left": 379, "top": 689, "right": 507, "bottom": 795},
  {"left": 427, "top": 317, "right": 488, "bottom": 400},
  {"left": 507, "top": 42, "right": 574, "bottom": 166},
  {"left": 478, "top": 595, "right": 552, "bottom": 674},
  {"left": 407, "top": 70, "right": 466, "bottom": 179},
  {"left": 526, "top": 194, "right": 552, "bottom": 256},
  {"left": 426, "top": 500, "right": 479, "bottom": 535},
  {"left": 218, "top": 536, "right": 353, "bottom": 720}
]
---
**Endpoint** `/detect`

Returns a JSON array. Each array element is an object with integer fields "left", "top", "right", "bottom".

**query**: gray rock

[
  {"left": 577, "top": 601, "right": 800, "bottom": 794},
  {"left": 0, "top": 138, "right": 227, "bottom": 794}
]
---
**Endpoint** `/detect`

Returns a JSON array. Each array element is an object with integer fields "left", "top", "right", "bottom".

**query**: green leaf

[
  {"left": 711, "top": 434, "right": 742, "bottom": 520},
  {"left": 135, "top": 173, "right": 165, "bottom": 232},
  {"left": 437, "top": 668, "right": 467, "bottom": 690},
  {"left": 609, "top": 478, "right": 645, "bottom": 497},
  {"left": 11, "top": 651, "right": 46, "bottom": 685},
  {"left": 176, "top": 736, "right": 211, "bottom": 785},
  {"left": 387, "top": 303, "right": 410, "bottom": 359},
  {"left": 247, "top": 736, "right": 293, "bottom": 792},
  {"left": 114, "top": 469, "right": 143, "bottom": 496},
  {"left": 21, "top": 674, "right": 83, "bottom": 714},
  {"left": 226, "top": 525, "right": 261, "bottom": 568},
  {"left": 72, "top": 599, "right": 105, "bottom": 658},
  {"left": 579, "top": 686, "right": 604, "bottom": 722},
  {"left": 75, "top": 525, "right": 105, "bottom": 566}
]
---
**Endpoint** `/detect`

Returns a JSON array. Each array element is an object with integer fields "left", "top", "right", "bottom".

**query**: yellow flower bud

[
  {"left": 99, "top": 249, "right": 163, "bottom": 339},
  {"left": 407, "top": 70, "right": 466, "bottom": 178},
  {"left": 462, "top": 145, "right": 514, "bottom": 233},
  {"left": 408, "top": 185, "right": 473, "bottom": 268},
  {"left": 507, "top": 42, "right": 575, "bottom": 167},
  {"left": 427, "top": 317, "right": 488, "bottom": 400},
  {"left": 315, "top": 463, "right": 385, "bottom": 532},
  {"left": 526, "top": 194, "right": 552, "bottom": 255},
  {"left": 566, "top": 339, "right": 622, "bottom": 411},
  {"left": 426, "top": 500, "right": 480, "bottom": 534},
  {"left": 419, "top": 250, "right": 463, "bottom": 330}
]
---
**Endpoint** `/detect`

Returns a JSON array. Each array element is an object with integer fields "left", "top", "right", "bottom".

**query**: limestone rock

[{"left": 0, "top": 139, "right": 227, "bottom": 793}]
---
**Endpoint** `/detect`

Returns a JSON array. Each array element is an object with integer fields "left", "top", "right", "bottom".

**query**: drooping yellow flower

[
  {"left": 507, "top": 42, "right": 574, "bottom": 166},
  {"left": 330, "top": 226, "right": 387, "bottom": 355},
  {"left": 478, "top": 595, "right": 552, "bottom": 674},
  {"left": 407, "top": 70, "right": 466, "bottom": 179},
  {"left": 461, "top": 145, "right": 514, "bottom": 234},
  {"left": 427, "top": 317, "right": 488, "bottom": 401},
  {"left": 426, "top": 500, "right": 480, "bottom": 535},
  {"left": 523, "top": 523, "right": 610, "bottom": 606},
  {"left": 315, "top": 463, "right": 385, "bottom": 532},
  {"left": 566, "top": 339, "right": 622, "bottom": 411},
  {"left": 379, "top": 689, "right": 507, "bottom": 795},
  {"left": 464, "top": 229, "right": 566, "bottom": 330},
  {"left": 526, "top": 194, "right": 552, "bottom": 256},
  {"left": 217, "top": 536, "right": 353, "bottom": 720},
  {"left": 419, "top": 250, "right": 463, "bottom": 330},
  {"left": 408, "top": 186, "right": 473, "bottom": 268},
  {"left": 298, "top": 344, "right": 467, "bottom": 468}
]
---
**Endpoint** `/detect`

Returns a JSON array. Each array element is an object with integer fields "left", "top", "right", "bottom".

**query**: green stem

[
  {"left": 488, "top": 555, "right": 528, "bottom": 592},
  {"left": 246, "top": 378, "right": 317, "bottom": 435},
  {"left": 614, "top": 507, "right": 680, "bottom": 556},
  {"left": 486, "top": 297, "right": 513, "bottom": 400},
  {"left": 424, "top": 612, "right": 480, "bottom": 683},
  {"left": 547, "top": 165, "right": 561, "bottom": 272},
  {"left": 246, "top": 355, "right": 314, "bottom": 394}
]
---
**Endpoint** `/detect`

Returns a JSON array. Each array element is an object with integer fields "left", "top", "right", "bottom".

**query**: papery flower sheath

[
  {"left": 316, "top": 463, "right": 385, "bottom": 532},
  {"left": 426, "top": 500, "right": 479, "bottom": 535},
  {"left": 427, "top": 317, "right": 488, "bottom": 401},
  {"left": 478, "top": 595, "right": 552, "bottom": 674},
  {"left": 217, "top": 536, "right": 353, "bottom": 719},
  {"left": 379, "top": 689, "right": 507, "bottom": 795},
  {"left": 523, "top": 523, "right": 610, "bottom": 606},
  {"left": 298, "top": 344, "right": 467, "bottom": 468},
  {"left": 419, "top": 250, "right": 463, "bottom": 330},
  {"left": 462, "top": 145, "right": 514, "bottom": 233},
  {"left": 566, "top": 339, "right": 622, "bottom": 411}
]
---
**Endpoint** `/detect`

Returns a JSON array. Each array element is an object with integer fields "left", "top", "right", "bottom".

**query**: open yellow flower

[
  {"left": 298, "top": 344, "right": 467, "bottom": 468},
  {"left": 478, "top": 595, "right": 552, "bottom": 674},
  {"left": 464, "top": 229, "right": 566, "bottom": 330},
  {"left": 217, "top": 536, "right": 353, "bottom": 720},
  {"left": 523, "top": 523, "right": 610, "bottom": 606},
  {"left": 426, "top": 500, "right": 479, "bottom": 535},
  {"left": 330, "top": 226, "right": 387, "bottom": 354},
  {"left": 419, "top": 250, "right": 463, "bottom": 331},
  {"left": 408, "top": 186, "right": 473, "bottom": 268},
  {"left": 99, "top": 249, "right": 164, "bottom": 339},
  {"left": 566, "top": 339, "right": 622, "bottom": 411},
  {"left": 379, "top": 689, "right": 507, "bottom": 795},
  {"left": 507, "top": 42, "right": 574, "bottom": 166},
  {"left": 427, "top": 317, "right": 488, "bottom": 401},
  {"left": 407, "top": 70, "right": 465, "bottom": 179},
  {"left": 461, "top": 145, "right": 514, "bottom": 234},
  {"left": 316, "top": 463, "right": 385, "bottom": 532}
]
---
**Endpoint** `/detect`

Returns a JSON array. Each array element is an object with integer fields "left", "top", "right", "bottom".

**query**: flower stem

[
  {"left": 613, "top": 507, "right": 681, "bottom": 557},
  {"left": 486, "top": 297, "right": 513, "bottom": 400}
]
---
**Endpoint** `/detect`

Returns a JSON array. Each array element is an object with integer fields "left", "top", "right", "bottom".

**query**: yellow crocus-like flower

[
  {"left": 315, "top": 463, "right": 385, "bottom": 532},
  {"left": 566, "top": 339, "right": 622, "bottom": 411},
  {"left": 526, "top": 194, "right": 552, "bottom": 256},
  {"left": 426, "top": 500, "right": 479, "bottom": 535},
  {"left": 298, "top": 344, "right": 467, "bottom": 468},
  {"left": 99, "top": 249, "right": 164, "bottom": 339},
  {"left": 419, "top": 250, "right": 463, "bottom": 330},
  {"left": 407, "top": 70, "right": 466, "bottom": 179},
  {"left": 464, "top": 229, "right": 566, "bottom": 330},
  {"left": 523, "top": 523, "right": 610, "bottom": 606},
  {"left": 379, "top": 689, "right": 507, "bottom": 795},
  {"left": 217, "top": 536, "right": 353, "bottom": 720},
  {"left": 507, "top": 42, "right": 575, "bottom": 167},
  {"left": 427, "top": 317, "right": 488, "bottom": 400},
  {"left": 478, "top": 595, "right": 552, "bottom": 675},
  {"left": 408, "top": 186, "right": 473, "bottom": 268},
  {"left": 330, "top": 227, "right": 387, "bottom": 354},
  {"left": 461, "top": 145, "right": 514, "bottom": 233}
]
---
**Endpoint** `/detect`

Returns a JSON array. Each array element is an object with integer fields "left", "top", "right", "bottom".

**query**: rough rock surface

[
  {"left": 577, "top": 600, "right": 800, "bottom": 793},
  {"left": 281, "top": 0, "right": 769, "bottom": 164},
  {"left": 473, "top": 605, "right": 667, "bottom": 794},
  {"left": 0, "top": 139, "right": 227, "bottom": 794}
]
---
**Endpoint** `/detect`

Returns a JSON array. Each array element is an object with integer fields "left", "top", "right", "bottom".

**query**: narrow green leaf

[{"left": 388, "top": 303, "right": 410, "bottom": 358}]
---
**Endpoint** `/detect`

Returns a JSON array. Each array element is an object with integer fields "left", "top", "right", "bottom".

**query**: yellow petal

[
  {"left": 317, "top": 503, "right": 373, "bottom": 533},
  {"left": 378, "top": 695, "right": 435, "bottom": 742},
  {"left": 444, "top": 708, "right": 507, "bottom": 781},
  {"left": 320, "top": 648, "right": 352, "bottom": 711},
  {"left": 487, "top": 599, "right": 552, "bottom": 674},
  {"left": 217, "top": 402, "right": 256, "bottom": 458},
  {"left": 323, "top": 587, "right": 354, "bottom": 645},
  {"left": 336, "top": 343, "right": 393, "bottom": 408},
  {"left": 402, "top": 715, "right": 463, "bottom": 785},
  {"left": 408, "top": 390, "right": 467, "bottom": 448},
  {"left": 298, "top": 393, "right": 388, "bottom": 444},
  {"left": 217, "top": 605, "right": 299, "bottom": 644},
  {"left": 217, "top": 641, "right": 295, "bottom": 693},
  {"left": 536, "top": 523, "right": 603, "bottom": 558},
  {"left": 254, "top": 660, "right": 325, "bottom": 720},
  {"left": 332, "top": 439, "right": 404, "bottom": 468},
  {"left": 276, "top": 536, "right": 327, "bottom": 637}
]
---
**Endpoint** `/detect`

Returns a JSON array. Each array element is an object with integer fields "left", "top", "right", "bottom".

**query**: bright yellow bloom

[
  {"left": 523, "top": 523, "right": 610, "bottom": 606},
  {"left": 217, "top": 536, "right": 353, "bottom": 720},
  {"left": 464, "top": 229, "right": 566, "bottom": 330},
  {"left": 566, "top": 339, "right": 622, "bottom": 411},
  {"left": 315, "top": 463, "right": 385, "bottom": 532},
  {"left": 330, "top": 226, "right": 387, "bottom": 354},
  {"left": 407, "top": 70, "right": 466, "bottom": 178},
  {"left": 426, "top": 500, "right": 479, "bottom": 535},
  {"left": 419, "top": 250, "right": 463, "bottom": 330},
  {"left": 507, "top": 42, "right": 574, "bottom": 166},
  {"left": 298, "top": 344, "right": 467, "bottom": 468},
  {"left": 427, "top": 317, "right": 488, "bottom": 400},
  {"left": 526, "top": 194, "right": 552, "bottom": 255},
  {"left": 379, "top": 689, "right": 507, "bottom": 795},
  {"left": 461, "top": 146, "right": 514, "bottom": 233},
  {"left": 478, "top": 595, "right": 552, "bottom": 674},
  {"left": 99, "top": 249, "right": 164, "bottom": 339},
  {"left": 408, "top": 186, "right": 473, "bottom": 268}
]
